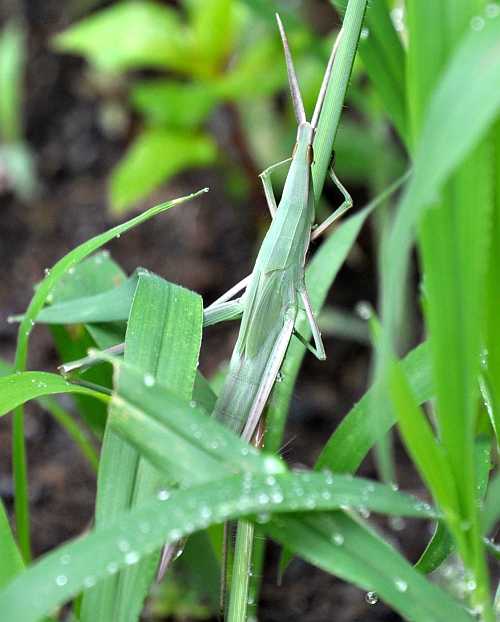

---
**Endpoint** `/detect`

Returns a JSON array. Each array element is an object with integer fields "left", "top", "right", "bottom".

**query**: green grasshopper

[{"left": 209, "top": 14, "right": 352, "bottom": 442}]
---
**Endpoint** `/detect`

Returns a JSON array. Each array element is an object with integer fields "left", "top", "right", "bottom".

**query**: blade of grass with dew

[
  {"left": 10, "top": 187, "right": 207, "bottom": 560},
  {"left": 81, "top": 273, "right": 203, "bottom": 622},
  {"left": 406, "top": 1, "right": 495, "bottom": 612},
  {"left": 0, "top": 372, "right": 107, "bottom": 415},
  {"left": 0, "top": 359, "right": 98, "bottom": 471},
  {"left": 267, "top": 512, "right": 474, "bottom": 622},
  {"left": 377, "top": 14, "right": 500, "bottom": 615},
  {"left": 415, "top": 435, "right": 493, "bottom": 574},
  {"left": 333, "top": 0, "right": 407, "bottom": 142},
  {"left": 315, "top": 340, "right": 432, "bottom": 473},
  {"left": 0, "top": 464, "right": 439, "bottom": 622},
  {"left": 48, "top": 251, "right": 127, "bottom": 437},
  {"left": 31, "top": 270, "right": 141, "bottom": 324}
]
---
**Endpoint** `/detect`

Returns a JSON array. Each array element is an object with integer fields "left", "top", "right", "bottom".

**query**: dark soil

[{"left": 1, "top": 2, "right": 432, "bottom": 621}]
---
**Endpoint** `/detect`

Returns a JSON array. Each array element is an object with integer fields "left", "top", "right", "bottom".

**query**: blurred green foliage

[
  {"left": 0, "top": 21, "right": 37, "bottom": 201},
  {"left": 54, "top": 0, "right": 401, "bottom": 214}
]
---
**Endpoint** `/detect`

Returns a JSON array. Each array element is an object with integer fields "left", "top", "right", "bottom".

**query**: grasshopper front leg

[{"left": 259, "top": 157, "right": 292, "bottom": 218}]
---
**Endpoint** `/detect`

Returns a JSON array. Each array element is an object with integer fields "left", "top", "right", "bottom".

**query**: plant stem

[
  {"left": 312, "top": 0, "right": 368, "bottom": 201},
  {"left": 227, "top": 520, "right": 254, "bottom": 622}
]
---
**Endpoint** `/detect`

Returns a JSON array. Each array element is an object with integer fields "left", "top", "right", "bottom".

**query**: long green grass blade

[
  {"left": 0, "top": 466, "right": 436, "bottom": 622},
  {"left": 268, "top": 513, "right": 474, "bottom": 622},
  {"left": 81, "top": 273, "right": 204, "bottom": 622},
  {"left": 0, "top": 372, "right": 106, "bottom": 415},
  {"left": 10, "top": 187, "right": 207, "bottom": 560},
  {"left": 315, "top": 341, "right": 432, "bottom": 473},
  {"left": 0, "top": 500, "right": 24, "bottom": 589}
]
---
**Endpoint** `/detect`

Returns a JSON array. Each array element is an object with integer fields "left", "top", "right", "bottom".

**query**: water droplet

[
  {"left": 55, "top": 575, "right": 68, "bottom": 586},
  {"left": 168, "top": 528, "right": 182, "bottom": 541},
  {"left": 60, "top": 554, "right": 71, "bottom": 565},
  {"left": 125, "top": 551, "right": 139, "bottom": 565},
  {"left": 389, "top": 482, "right": 399, "bottom": 491},
  {"left": 83, "top": 576, "right": 96, "bottom": 588},
  {"left": 200, "top": 506, "right": 212, "bottom": 520},
  {"left": 470, "top": 15, "right": 485, "bottom": 30},
  {"left": 332, "top": 533, "right": 344, "bottom": 545},
  {"left": 365, "top": 591, "right": 378, "bottom": 605},
  {"left": 355, "top": 301, "right": 372, "bottom": 319},
  {"left": 266, "top": 476, "right": 276, "bottom": 486},
  {"left": 390, "top": 7, "right": 405, "bottom": 32},
  {"left": 358, "top": 506, "right": 370, "bottom": 519},
  {"left": 394, "top": 578, "right": 408, "bottom": 592},
  {"left": 44, "top": 268, "right": 51, "bottom": 277},
  {"left": 107, "top": 561, "right": 119, "bottom": 574},
  {"left": 117, "top": 539, "right": 130, "bottom": 552},
  {"left": 360, "top": 27, "right": 370, "bottom": 39},
  {"left": 143, "top": 373, "right": 155, "bottom": 387},
  {"left": 321, "top": 490, "right": 332, "bottom": 501},
  {"left": 305, "top": 497, "right": 316, "bottom": 509},
  {"left": 257, "top": 493, "right": 270, "bottom": 505},
  {"left": 157, "top": 489, "right": 170, "bottom": 501},
  {"left": 263, "top": 456, "right": 286, "bottom": 474},
  {"left": 389, "top": 516, "right": 406, "bottom": 531},
  {"left": 276, "top": 371, "right": 283, "bottom": 383},
  {"left": 116, "top": 233, "right": 121, "bottom": 239},
  {"left": 271, "top": 491, "right": 284, "bottom": 504},
  {"left": 189, "top": 399, "right": 197, "bottom": 408},
  {"left": 256, "top": 512, "right": 270, "bottom": 524},
  {"left": 465, "top": 578, "right": 476, "bottom": 591},
  {"left": 486, "top": 3, "right": 500, "bottom": 18},
  {"left": 241, "top": 447, "right": 249, "bottom": 456},
  {"left": 68, "top": 267, "right": 75, "bottom": 275},
  {"left": 139, "top": 521, "right": 151, "bottom": 534}
]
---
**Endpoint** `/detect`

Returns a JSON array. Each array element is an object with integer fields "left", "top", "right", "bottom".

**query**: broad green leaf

[
  {"left": 130, "top": 80, "right": 217, "bottom": 128},
  {"left": 214, "top": 37, "right": 285, "bottom": 100},
  {"left": 0, "top": 500, "right": 23, "bottom": 589},
  {"left": 267, "top": 513, "right": 474, "bottom": 622},
  {"left": 110, "top": 129, "right": 216, "bottom": 213},
  {"left": 315, "top": 341, "right": 432, "bottom": 474},
  {"left": 82, "top": 273, "right": 204, "bottom": 622},
  {"left": 53, "top": 1, "right": 189, "bottom": 72},
  {"left": 0, "top": 467, "right": 437, "bottom": 622},
  {"left": 0, "top": 372, "right": 106, "bottom": 416},
  {"left": 11, "top": 187, "right": 207, "bottom": 559},
  {"left": 0, "top": 21, "right": 24, "bottom": 142},
  {"left": 185, "top": 0, "right": 234, "bottom": 73}
]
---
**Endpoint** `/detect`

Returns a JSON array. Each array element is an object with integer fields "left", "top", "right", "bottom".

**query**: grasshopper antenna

[
  {"left": 311, "top": 26, "right": 344, "bottom": 130},
  {"left": 276, "top": 13, "right": 306, "bottom": 125}
]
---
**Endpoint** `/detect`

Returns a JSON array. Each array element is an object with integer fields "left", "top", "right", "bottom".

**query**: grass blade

[{"left": 10, "top": 187, "right": 207, "bottom": 560}]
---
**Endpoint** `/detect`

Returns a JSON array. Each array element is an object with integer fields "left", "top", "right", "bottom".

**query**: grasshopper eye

[{"left": 307, "top": 144, "right": 314, "bottom": 165}]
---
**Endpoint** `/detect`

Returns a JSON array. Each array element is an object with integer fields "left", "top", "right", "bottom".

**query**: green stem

[
  {"left": 312, "top": 0, "right": 368, "bottom": 201},
  {"left": 227, "top": 520, "right": 254, "bottom": 622}
]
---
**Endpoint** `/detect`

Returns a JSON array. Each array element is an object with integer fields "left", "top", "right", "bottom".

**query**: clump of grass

[{"left": 0, "top": 1, "right": 499, "bottom": 621}]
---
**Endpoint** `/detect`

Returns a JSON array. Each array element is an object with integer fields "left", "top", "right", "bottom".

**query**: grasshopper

[{"left": 209, "top": 14, "right": 352, "bottom": 442}]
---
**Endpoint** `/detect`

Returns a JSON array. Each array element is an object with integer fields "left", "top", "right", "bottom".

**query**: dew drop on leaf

[
  {"left": 365, "top": 591, "right": 378, "bottom": 605},
  {"left": 55, "top": 575, "right": 68, "bottom": 587}
]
